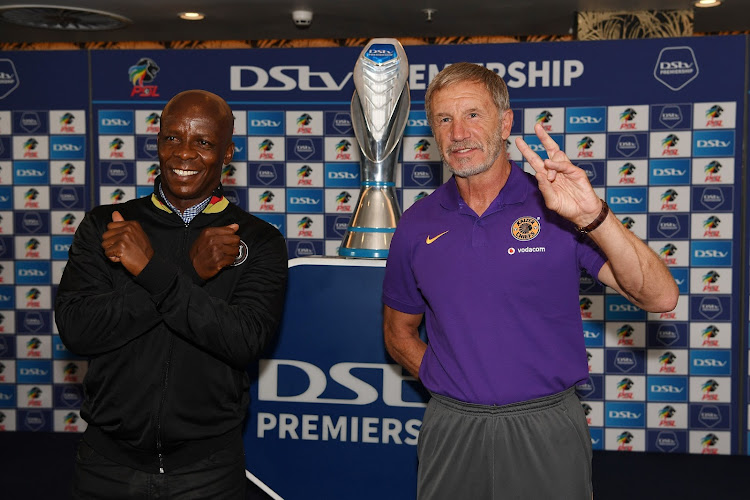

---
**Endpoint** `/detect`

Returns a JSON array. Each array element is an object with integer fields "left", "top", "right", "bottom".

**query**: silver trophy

[{"left": 338, "top": 38, "right": 410, "bottom": 258}]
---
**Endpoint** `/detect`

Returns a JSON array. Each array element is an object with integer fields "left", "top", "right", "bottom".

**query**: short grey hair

[{"left": 424, "top": 62, "right": 510, "bottom": 127}]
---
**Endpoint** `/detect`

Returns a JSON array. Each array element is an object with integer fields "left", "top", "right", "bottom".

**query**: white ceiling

[{"left": 0, "top": 0, "right": 747, "bottom": 43}]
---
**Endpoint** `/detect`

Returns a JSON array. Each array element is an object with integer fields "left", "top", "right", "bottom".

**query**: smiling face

[
  {"left": 430, "top": 80, "right": 513, "bottom": 178},
  {"left": 157, "top": 91, "right": 234, "bottom": 212}
]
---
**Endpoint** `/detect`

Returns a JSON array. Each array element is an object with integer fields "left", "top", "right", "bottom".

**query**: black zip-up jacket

[{"left": 55, "top": 181, "right": 288, "bottom": 473}]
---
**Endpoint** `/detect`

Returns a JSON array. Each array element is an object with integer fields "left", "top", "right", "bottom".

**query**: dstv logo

[
  {"left": 18, "top": 269, "right": 47, "bottom": 277},
  {"left": 608, "top": 411, "right": 641, "bottom": 419},
  {"left": 697, "top": 140, "right": 730, "bottom": 148},
  {"left": 20, "top": 368, "right": 48, "bottom": 376},
  {"left": 659, "top": 61, "right": 694, "bottom": 70},
  {"left": 259, "top": 359, "right": 425, "bottom": 408},
  {"left": 569, "top": 116, "right": 602, "bottom": 124},
  {"left": 609, "top": 304, "right": 640, "bottom": 312},
  {"left": 610, "top": 196, "right": 643, "bottom": 204},
  {"left": 408, "top": 119, "right": 429, "bottom": 127},
  {"left": 101, "top": 118, "right": 131, "bottom": 126},
  {"left": 16, "top": 169, "right": 45, "bottom": 177},
  {"left": 289, "top": 197, "right": 320, "bottom": 204},
  {"left": 651, "top": 385, "right": 684, "bottom": 393},
  {"left": 583, "top": 329, "right": 601, "bottom": 339},
  {"left": 328, "top": 172, "right": 356, "bottom": 179},
  {"left": 694, "top": 250, "right": 728, "bottom": 258},
  {"left": 52, "top": 144, "right": 82, "bottom": 152},
  {"left": 250, "top": 119, "right": 281, "bottom": 127},
  {"left": 54, "top": 243, "right": 71, "bottom": 252},
  {"left": 652, "top": 168, "right": 685, "bottom": 176},
  {"left": 694, "top": 359, "right": 727, "bottom": 367}
]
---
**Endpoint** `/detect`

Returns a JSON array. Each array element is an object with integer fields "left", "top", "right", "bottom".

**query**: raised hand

[
  {"left": 189, "top": 224, "right": 241, "bottom": 280},
  {"left": 515, "top": 122, "right": 602, "bottom": 228},
  {"left": 101, "top": 211, "right": 155, "bottom": 276}
]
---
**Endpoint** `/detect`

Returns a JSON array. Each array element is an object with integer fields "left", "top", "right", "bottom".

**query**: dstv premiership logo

[
  {"left": 654, "top": 47, "right": 699, "bottom": 91},
  {"left": 128, "top": 58, "right": 160, "bottom": 97},
  {"left": 0, "top": 59, "right": 20, "bottom": 99}
]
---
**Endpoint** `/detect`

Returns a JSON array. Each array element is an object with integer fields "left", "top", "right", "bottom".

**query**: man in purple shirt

[{"left": 382, "top": 63, "right": 678, "bottom": 499}]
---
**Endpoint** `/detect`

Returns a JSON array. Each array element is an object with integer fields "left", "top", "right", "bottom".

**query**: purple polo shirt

[{"left": 382, "top": 162, "right": 606, "bottom": 406}]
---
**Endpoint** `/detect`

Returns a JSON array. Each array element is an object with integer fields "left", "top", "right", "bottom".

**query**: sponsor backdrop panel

[
  {"left": 0, "top": 51, "right": 89, "bottom": 434},
  {"left": 246, "top": 260, "right": 426, "bottom": 499},
  {"left": 0, "top": 35, "right": 747, "bottom": 493}
]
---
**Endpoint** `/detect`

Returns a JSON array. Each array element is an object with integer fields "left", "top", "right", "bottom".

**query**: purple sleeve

[
  {"left": 382, "top": 220, "right": 426, "bottom": 315},
  {"left": 577, "top": 234, "right": 608, "bottom": 281}
]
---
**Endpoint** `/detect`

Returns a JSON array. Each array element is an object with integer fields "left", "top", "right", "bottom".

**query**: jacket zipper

[
  {"left": 156, "top": 335, "right": 173, "bottom": 474},
  {"left": 155, "top": 222, "right": 188, "bottom": 474}
]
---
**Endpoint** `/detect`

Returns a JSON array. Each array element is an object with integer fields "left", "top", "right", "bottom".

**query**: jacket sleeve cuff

[{"left": 134, "top": 255, "right": 179, "bottom": 298}]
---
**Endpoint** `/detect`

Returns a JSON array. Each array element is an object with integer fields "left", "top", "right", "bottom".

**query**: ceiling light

[
  {"left": 694, "top": 0, "right": 721, "bottom": 7},
  {"left": 178, "top": 12, "right": 204, "bottom": 20}
]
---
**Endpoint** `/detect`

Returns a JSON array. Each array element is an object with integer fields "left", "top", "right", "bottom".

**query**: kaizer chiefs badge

[
  {"left": 511, "top": 216, "right": 540, "bottom": 241},
  {"left": 232, "top": 240, "right": 249, "bottom": 266}
]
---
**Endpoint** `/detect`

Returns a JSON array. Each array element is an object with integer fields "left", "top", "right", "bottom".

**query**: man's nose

[
  {"left": 174, "top": 141, "right": 198, "bottom": 159},
  {"left": 450, "top": 119, "right": 469, "bottom": 141}
]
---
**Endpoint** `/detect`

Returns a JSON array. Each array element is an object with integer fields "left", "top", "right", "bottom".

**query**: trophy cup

[{"left": 338, "top": 38, "right": 410, "bottom": 258}]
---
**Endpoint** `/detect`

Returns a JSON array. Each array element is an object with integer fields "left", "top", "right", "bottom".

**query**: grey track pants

[{"left": 417, "top": 388, "right": 593, "bottom": 500}]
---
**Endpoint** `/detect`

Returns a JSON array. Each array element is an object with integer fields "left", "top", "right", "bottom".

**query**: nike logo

[{"left": 426, "top": 230, "right": 449, "bottom": 245}]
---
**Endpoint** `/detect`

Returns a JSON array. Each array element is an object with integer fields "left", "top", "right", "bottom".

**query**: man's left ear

[
  {"left": 223, "top": 142, "right": 235, "bottom": 165},
  {"left": 501, "top": 109, "right": 514, "bottom": 141}
]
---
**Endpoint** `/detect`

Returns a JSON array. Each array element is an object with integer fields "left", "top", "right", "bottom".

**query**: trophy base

[{"left": 338, "top": 229, "right": 394, "bottom": 259}]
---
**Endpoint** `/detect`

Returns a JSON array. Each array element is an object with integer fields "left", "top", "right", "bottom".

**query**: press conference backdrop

[{"left": 0, "top": 36, "right": 747, "bottom": 463}]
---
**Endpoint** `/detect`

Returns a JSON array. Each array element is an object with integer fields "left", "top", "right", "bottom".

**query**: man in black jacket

[{"left": 55, "top": 90, "right": 288, "bottom": 499}]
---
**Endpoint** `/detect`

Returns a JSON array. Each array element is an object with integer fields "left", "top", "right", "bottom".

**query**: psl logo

[
  {"left": 259, "top": 190, "right": 275, "bottom": 211},
  {"left": 535, "top": 110, "right": 553, "bottom": 131},
  {"left": 221, "top": 164, "right": 237, "bottom": 185},
  {"left": 297, "top": 216, "right": 313, "bottom": 237},
  {"left": 64, "top": 412, "right": 79, "bottom": 432},
  {"left": 59, "top": 113, "right": 75, "bottom": 133},
  {"left": 660, "top": 189, "right": 678, "bottom": 211},
  {"left": 661, "top": 134, "right": 679, "bottom": 156},
  {"left": 145, "top": 112, "right": 160, "bottom": 133},
  {"left": 658, "top": 243, "right": 677, "bottom": 265},
  {"left": 576, "top": 137, "right": 594, "bottom": 158},
  {"left": 26, "top": 288, "right": 42, "bottom": 308},
  {"left": 701, "top": 325, "right": 719, "bottom": 347},
  {"left": 703, "top": 161, "right": 722, "bottom": 183},
  {"left": 26, "top": 336, "right": 42, "bottom": 356},
  {"left": 61, "top": 213, "right": 76, "bottom": 233},
  {"left": 616, "top": 324, "right": 634, "bottom": 346},
  {"left": 579, "top": 297, "right": 593, "bottom": 318},
  {"left": 296, "top": 165, "right": 313, "bottom": 185},
  {"left": 616, "top": 431, "right": 634, "bottom": 451},
  {"left": 702, "top": 270, "right": 720, "bottom": 292},
  {"left": 658, "top": 352, "right": 677, "bottom": 373},
  {"left": 413, "top": 139, "right": 430, "bottom": 160},
  {"left": 60, "top": 163, "right": 76, "bottom": 183},
  {"left": 128, "top": 58, "right": 160, "bottom": 97},
  {"left": 27, "top": 386, "right": 43, "bottom": 406},
  {"left": 701, "top": 433, "right": 719, "bottom": 455},
  {"left": 618, "top": 163, "right": 636, "bottom": 184},
  {"left": 701, "top": 379, "right": 719, "bottom": 401},
  {"left": 335, "top": 140, "right": 352, "bottom": 160},
  {"left": 616, "top": 378, "right": 634, "bottom": 399},
  {"left": 296, "top": 113, "right": 313, "bottom": 134},
  {"left": 705, "top": 105, "right": 723, "bottom": 127},
  {"left": 258, "top": 139, "right": 274, "bottom": 159},
  {"left": 109, "top": 138, "right": 125, "bottom": 158},
  {"left": 658, "top": 406, "right": 676, "bottom": 427},
  {"left": 335, "top": 192, "right": 352, "bottom": 212},
  {"left": 619, "top": 108, "right": 637, "bottom": 129}
]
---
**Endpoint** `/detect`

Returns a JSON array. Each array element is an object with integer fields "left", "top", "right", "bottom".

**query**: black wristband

[{"left": 576, "top": 199, "right": 609, "bottom": 235}]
